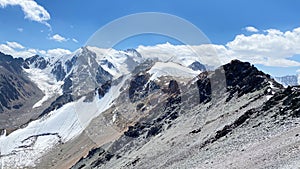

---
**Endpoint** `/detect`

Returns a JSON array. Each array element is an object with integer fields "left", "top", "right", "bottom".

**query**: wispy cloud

[
  {"left": 6, "top": 41, "right": 25, "bottom": 49},
  {"left": 17, "top": 28, "right": 23, "bottom": 32},
  {"left": 50, "top": 34, "right": 67, "bottom": 42},
  {"left": 245, "top": 26, "right": 259, "bottom": 33},
  {"left": 72, "top": 38, "right": 78, "bottom": 43}
]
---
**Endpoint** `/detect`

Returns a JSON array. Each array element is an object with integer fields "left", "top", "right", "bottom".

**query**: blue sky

[{"left": 0, "top": 0, "right": 300, "bottom": 76}]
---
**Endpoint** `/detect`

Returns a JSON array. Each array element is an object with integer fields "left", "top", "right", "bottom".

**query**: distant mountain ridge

[{"left": 275, "top": 75, "right": 299, "bottom": 86}]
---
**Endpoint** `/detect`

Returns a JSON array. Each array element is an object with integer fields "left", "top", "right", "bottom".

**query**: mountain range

[{"left": 0, "top": 47, "right": 300, "bottom": 169}]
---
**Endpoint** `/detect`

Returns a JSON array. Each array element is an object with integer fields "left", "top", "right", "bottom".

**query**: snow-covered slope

[
  {"left": 24, "top": 67, "right": 63, "bottom": 108},
  {"left": 0, "top": 76, "right": 127, "bottom": 168},
  {"left": 87, "top": 46, "right": 143, "bottom": 78}
]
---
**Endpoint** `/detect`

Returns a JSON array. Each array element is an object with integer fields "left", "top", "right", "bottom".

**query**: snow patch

[
  {"left": 148, "top": 62, "right": 200, "bottom": 81},
  {"left": 24, "top": 67, "right": 63, "bottom": 108}
]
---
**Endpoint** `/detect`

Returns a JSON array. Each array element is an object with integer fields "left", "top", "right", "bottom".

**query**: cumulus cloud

[
  {"left": 50, "top": 34, "right": 68, "bottom": 42},
  {"left": 245, "top": 26, "right": 259, "bottom": 33},
  {"left": 0, "top": 0, "right": 51, "bottom": 27},
  {"left": 226, "top": 27, "right": 300, "bottom": 67}
]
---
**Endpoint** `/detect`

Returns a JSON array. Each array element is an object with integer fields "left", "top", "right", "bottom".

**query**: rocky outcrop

[
  {"left": 128, "top": 74, "right": 160, "bottom": 102},
  {"left": 223, "top": 60, "right": 272, "bottom": 101}
]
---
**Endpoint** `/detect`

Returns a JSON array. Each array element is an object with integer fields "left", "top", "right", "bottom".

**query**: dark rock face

[
  {"left": 128, "top": 74, "right": 160, "bottom": 102},
  {"left": 99, "top": 59, "right": 115, "bottom": 69},
  {"left": 124, "top": 48, "right": 143, "bottom": 59},
  {"left": 195, "top": 60, "right": 272, "bottom": 104},
  {"left": 73, "top": 147, "right": 115, "bottom": 168},
  {"left": 196, "top": 73, "right": 212, "bottom": 104},
  {"left": 263, "top": 86, "right": 300, "bottom": 118},
  {"left": 96, "top": 66, "right": 112, "bottom": 84},
  {"left": 0, "top": 52, "right": 43, "bottom": 130},
  {"left": 0, "top": 52, "right": 42, "bottom": 114},
  {"left": 62, "top": 76, "right": 73, "bottom": 94},
  {"left": 51, "top": 61, "right": 66, "bottom": 81},
  {"left": 0, "top": 52, "right": 23, "bottom": 74},
  {"left": 188, "top": 61, "right": 206, "bottom": 71},
  {"left": 98, "top": 80, "right": 112, "bottom": 99},
  {"left": 223, "top": 60, "right": 270, "bottom": 101},
  {"left": 65, "top": 56, "right": 77, "bottom": 73},
  {"left": 168, "top": 80, "right": 180, "bottom": 95},
  {"left": 25, "top": 55, "right": 48, "bottom": 69},
  {"left": 39, "top": 94, "right": 73, "bottom": 118}
]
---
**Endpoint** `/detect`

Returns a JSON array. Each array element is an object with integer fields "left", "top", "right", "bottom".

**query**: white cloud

[
  {"left": 6, "top": 41, "right": 24, "bottom": 49},
  {"left": 46, "top": 48, "right": 71, "bottom": 57},
  {"left": 0, "top": 41, "right": 71, "bottom": 59},
  {"left": 0, "top": 0, "right": 51, "bottom": 27},
  {"left": 226, "top": 27, "right": 300, "bottom": 67},
  {"left": 17, "top": 28, "right": 23, "bottom": 32},
  {"left": 72, "top": 38, "right": 78, "bottom": 43},
  {"left": 245, "top": 26, "right": 259, "bottom": 33},
  {"left": 137, "top": 42, "right": 228, "bottom": 67},
  {"left": 50, "top": 34, "right": 67, "bottom": 42},
  {"left": 138, "top": 27, "right": 300, "bottom": 68},
  {"left": 0, "top": 44, "right": 37, "bottom": 58}
]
